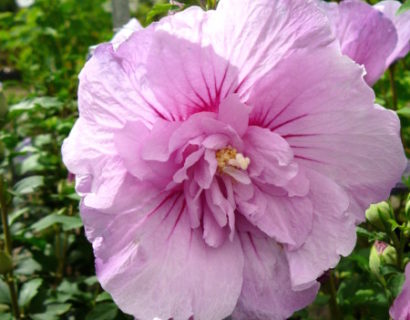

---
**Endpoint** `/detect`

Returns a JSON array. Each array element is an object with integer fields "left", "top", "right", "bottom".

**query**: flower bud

[
  {"left": 0, "top": 250, "right": 13, "bottom": 274},
  {"left": 365, "top": 201, "right": 394, "bottom": 230},
  {"left": 369, "top": 241, "right": 397, "bottom": 275}
]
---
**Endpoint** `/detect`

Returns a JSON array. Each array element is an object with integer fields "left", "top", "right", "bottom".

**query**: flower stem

[
  {"left": 0, "top": 177, "right": 20, "bottom": 319},
  {"left": 328, "top": 271, "right": 342, "bottom": 320},
  {"left": 388, "top": 65, "right": 397, "bottom": 110}
]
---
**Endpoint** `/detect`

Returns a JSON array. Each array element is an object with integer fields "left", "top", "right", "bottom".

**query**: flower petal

[
  {"left": 209, "top": 0, "right": 334, "bottom": 99},
  {"left": 248, "top": 39, "right": 406, "bottom": 222},
  {"left": 375, "top": 0, "right": 410, "bottom": 66},
  {"left": 390, "top": 263, "right": 410, "bottom": 320},
  {"left": 285, "top": 169, "right": 356, "bottom": 289},
  {"left": 94, "top": 193, "right": 244, "bottom": 320},
  {"left": 235, "top": 183, "right": 313, "bottom": 249},
  {"left": 327, "top": 0, "right": 397, "bottom": 85},
  {"left": 232, "top": 226, "right": 319, "bottom": 320},
  {"left": 218, "top": 94, "right": 250, "bottom": 137}
]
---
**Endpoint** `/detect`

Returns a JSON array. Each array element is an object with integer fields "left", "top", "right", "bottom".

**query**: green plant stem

[
  {"left": 5, "top": 274, "right": 19, "bottom": 320},
  {"left": 328, "top": 271, "right": 342, "bottom": 320},
  {"left": 0, "top": 177, "right": 20, "bottom": 319},
  {"left": 397, "top": 230, "right": 406, "bottom": 270},
  {"left": 388, "top": 65, "right": 398, "bottom": 110}
]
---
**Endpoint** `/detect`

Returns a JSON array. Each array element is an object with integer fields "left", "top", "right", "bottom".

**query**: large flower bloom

[
  {"left": 324, "top": 0, "right": 410, "bottom": 85},
  {"left": 390, "top": 263, "right": 410, "bottom": 320},
  {"left": 62, "top": 0, "right": 406, "bottom": 319}
]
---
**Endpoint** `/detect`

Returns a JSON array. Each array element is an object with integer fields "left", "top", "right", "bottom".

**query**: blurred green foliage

[{"left": 0, "top": 0, "right": 409, "bottom": 319}]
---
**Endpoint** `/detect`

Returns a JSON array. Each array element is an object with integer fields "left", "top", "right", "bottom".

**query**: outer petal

[
  {"left": 285, "top": 169, "right": 356, "bottom": 289},
  {"left": 94, "top": 193, "right": 244, "bottom": 320},
  {"left": 375, "top": 1, "right": 410, "bottom": 66},
  {"left": 248, "top": 39, "right": 406, "bottom": 222},
  {"left": 62, "top": 118, "right": 128, "bottom": 211},
  {"left": 325, "top": 0, "right": 397, "bottom": 85},
  {"left": 390, "top": 263, "right": 410, "bottom": 320},
  {"left": 231, "top": 226, "right": 319, "bottom": 320},
  {"left": 208, "top": 0, "right": 334, "bottom": 99},
  {"left": 111, "top": 18, "right": 143, "bottom": 50}
]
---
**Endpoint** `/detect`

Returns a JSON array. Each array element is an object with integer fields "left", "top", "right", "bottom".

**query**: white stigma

[{"left": 228, "top": 153, "right": 251, "bottom": 170}]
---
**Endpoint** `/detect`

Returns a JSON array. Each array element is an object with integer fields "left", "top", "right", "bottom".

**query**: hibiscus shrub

[{"left": 0, "top": 0, "right": 409, "bottom": 319}]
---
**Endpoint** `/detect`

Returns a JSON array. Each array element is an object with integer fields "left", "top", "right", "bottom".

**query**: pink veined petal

[
  {"left": 218, "top": 94, "right": 250, "bottom": 137},
  {"left": 203, "top": 202, "right": 229, "bottom": 247},
  {"left": 208, "top": 0, "right": 334, "bottom": 100},
  {"left": 375, "top": 1, "right": 410, "bottom": 66},
  {"left": 285, "top": 169, "right": 356, "bottom": 289},
  {"left": 93, "top": 193, "right": 244, "bottom": 320},
  {"left": 235, "top": 183, "right": 313, "bottom": 249},
  {"left": 244, "top": 126, "right": 298, "bottom": 187},
  {"left": 248, "top": 37, "right": 406, "bottom": 222},
  {"left": 390, "top": 263, "right": 410, "bottom": 320},
  {"left": 326, "top": 0, "right": 397, "bottom": 85},
  {"left": 231, "top": 224, "right": 319, "bottom": 320},
  {"left": 116, "top": 7, "right": 239, "bottom": 120},
  {"left": 114, "top": 121, "right": 179, "bottom": 189}
]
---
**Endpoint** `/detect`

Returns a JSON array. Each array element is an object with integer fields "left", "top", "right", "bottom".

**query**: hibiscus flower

[
  {"left": 324, "top": 0, "right": 410, "bottom": 86},
  {"left": 62, "top": 0, "right": 406, "bottom": 319},
  {"left": 390, "top": 263, "right": 410, "bottom": 320}
]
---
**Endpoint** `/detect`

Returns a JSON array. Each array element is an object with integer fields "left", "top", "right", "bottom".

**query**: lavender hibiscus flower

[
  {"left": 390, "top": 263, "right": 410, "bottom": 320},
  {"left": 324, "top": 0, "right": 410, "bottom": 86},
  {"left": 62, "top": 0, "right": 406, "bottom": 319}
]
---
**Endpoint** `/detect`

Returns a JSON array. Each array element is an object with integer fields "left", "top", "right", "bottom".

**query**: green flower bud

[
  {"left": 369, "top": 241, "right": 397, "bottom": 276},
  {"left": 365, "top": 201, "right": 394, "bottom": 231},
  {"left": 0, "top": 250, "right": 13, "bottom": 274}
]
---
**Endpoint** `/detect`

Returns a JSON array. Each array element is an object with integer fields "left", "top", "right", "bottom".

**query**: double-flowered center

[{"left": 114, "top": 94, "right": 314, "bottom": 249}]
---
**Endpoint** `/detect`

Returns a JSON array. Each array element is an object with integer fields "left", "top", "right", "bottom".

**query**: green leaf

[
  {"left": 15, "top": 257, "right": 42, "bottom": 275},
  {"left": 146, "top": 3, "right": 179, "bottom": 24},
  {"left": 13, "top": 176, "right": 44, "bottom": 195},
  {"left": 95, "top": 291, "right": 112, "bottom": 303},
  {"left": 18, "top": 278, "right": 43, "bottom": 308},
  {"left": 0, "top": 279, "right": 10, "bottom": 304},
  {"left": 8, "top": 97, "right": 62, "bottom": 118},
  {"left": 397, "top": 0, "right": 410, "bottom": 14},
  {"left": 31, "top": 213, "right": 82, "bottom": 232},
  {"left": 0, "top": 313, "right": 12, "bottom": 320},
  {"left": 388, "top": 273, "right": 405, "bottom": 297},
  {"left": 31, "top": 303, "right": 71, "bottom": 320},
  {"left": 397, "top": 107, "right": 410, "bottom": 118},
  {"left": 0, "top": 250, "right": 13, "bottom": 274},
  {"left": 85, "top": 302, "right": 118, "bottom": 320}
]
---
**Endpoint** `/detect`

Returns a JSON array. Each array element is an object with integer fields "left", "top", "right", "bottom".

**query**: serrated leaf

[{"left": 18, "top": 278, "right": 42, "bottom": 308}]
